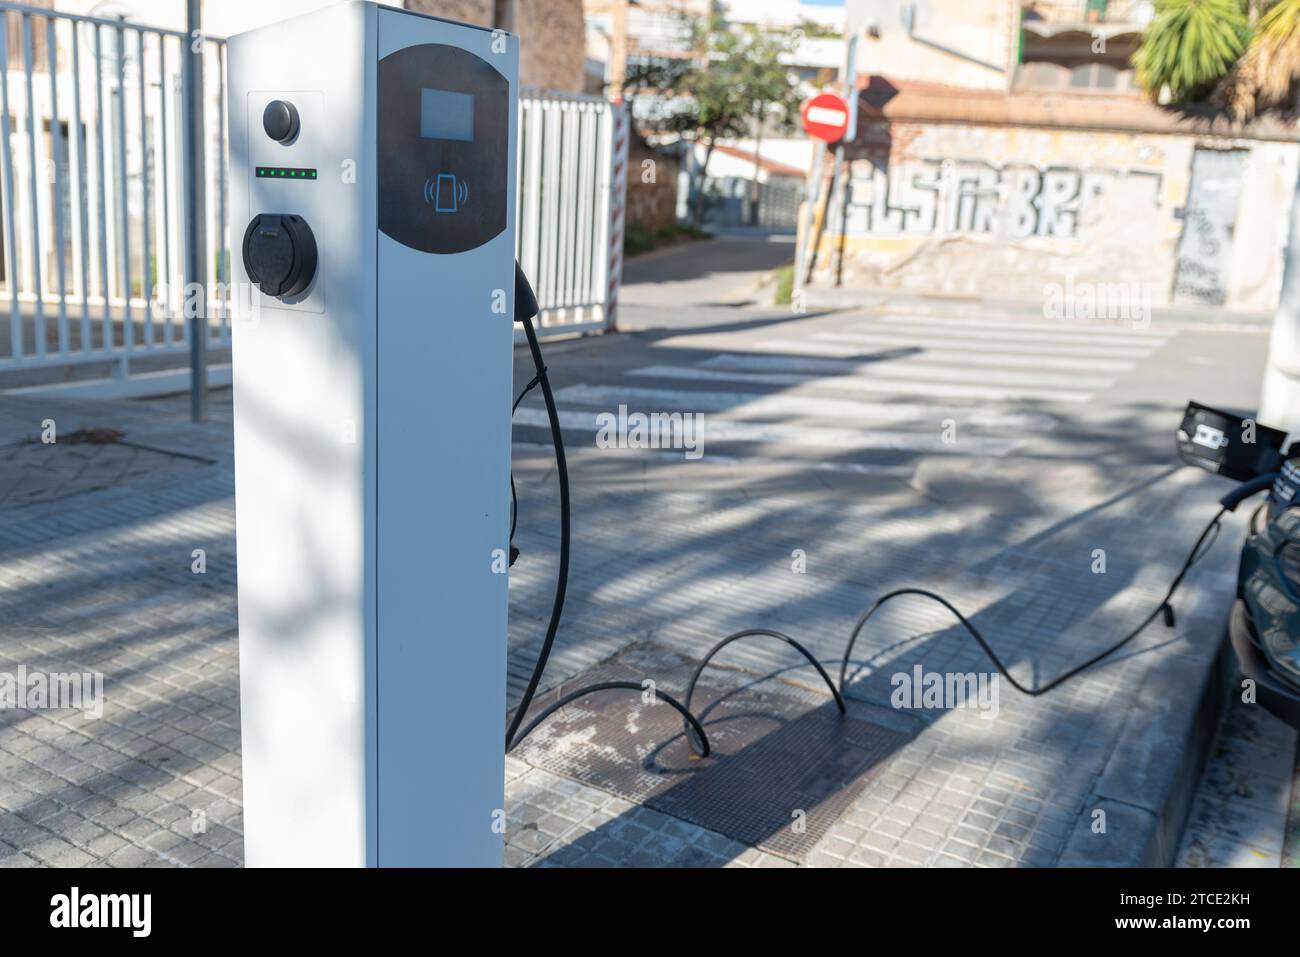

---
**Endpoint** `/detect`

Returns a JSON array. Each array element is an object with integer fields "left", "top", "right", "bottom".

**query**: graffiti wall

[
  {"left": 819, "top": 121, "right": 1298, "bottom": 311},
  {"left": 842, "top": 159, "right": 1162, "bottom": 241}
]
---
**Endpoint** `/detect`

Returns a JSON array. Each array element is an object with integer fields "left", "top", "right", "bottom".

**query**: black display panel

[
  {"left": 420, "top": 89, "right": 474, "bottom": 142},
  {"left": 378, "top": 44, "right": 509, "bottom": 255}
]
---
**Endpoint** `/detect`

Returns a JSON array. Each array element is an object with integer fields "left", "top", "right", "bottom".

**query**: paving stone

[{"left": 0, "top": 303, "right": 1279, "bottom": 869}]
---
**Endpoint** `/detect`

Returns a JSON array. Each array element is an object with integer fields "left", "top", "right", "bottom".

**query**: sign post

[{"left": 796, "top": 91, "right": 852, "bottom": 296}]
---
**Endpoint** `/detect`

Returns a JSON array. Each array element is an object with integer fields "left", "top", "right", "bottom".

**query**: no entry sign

[{"left": 801, "top": 91, "right": 851, "bottom": 143}]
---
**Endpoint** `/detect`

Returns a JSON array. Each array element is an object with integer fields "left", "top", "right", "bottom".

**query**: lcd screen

[{"left": 420, "top": 88, "right": 474, "bottom": 142}]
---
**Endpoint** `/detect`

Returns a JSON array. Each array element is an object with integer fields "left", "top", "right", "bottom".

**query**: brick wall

[
  {"left": 406, "top": 0, "right": 584, "bottom": 93},
  {"left": 627, "top": 137, "right": 681, "bottom": 232},
  {"left": 514, "top": 0, "right": 585, "bottom": 93},
  {"left": 407, "top": 0, "right": 494, "bottom": 28}
]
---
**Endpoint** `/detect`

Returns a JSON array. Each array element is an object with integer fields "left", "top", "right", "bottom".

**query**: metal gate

[
  {"left": 0, "top": 4, "right": 626, "bottom": 397},
  {"left": 517, "top": 89, "right": 626, "bottom": 338}
]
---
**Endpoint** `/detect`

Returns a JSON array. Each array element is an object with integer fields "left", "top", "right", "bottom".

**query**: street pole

[
  {"left": 804, "top": 146, "right": 840, "bottom": 286},
  {"left": 793, "top": 138, "right": 825, "bottom": 307},
  {"left": 795, "top": 29, "right": 860, "bottom": 302},
  {"left": 835, "top": 145, "right": 851, "bottom": 286},
  {"left": 184, "top": 0, "right": 208, "bottom": 422},
  {"left": 1260, "top": 169, "right": 1300, "bottom": 441},
  {"left": 835, "top": 32, "right": 859, "bottom": 288}
]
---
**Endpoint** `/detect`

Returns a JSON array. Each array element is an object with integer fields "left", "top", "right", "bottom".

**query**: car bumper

[{"left": 1228, "top": 599, "right": 1300, "bottom": 730}]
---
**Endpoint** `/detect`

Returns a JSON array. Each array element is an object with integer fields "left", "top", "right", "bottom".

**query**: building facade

[{"left": 819, "top": 0, "right": 1300, "bottom": 310}]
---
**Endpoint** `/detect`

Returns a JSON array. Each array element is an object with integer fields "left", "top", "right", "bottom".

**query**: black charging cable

[
  {"left": 508, "top": 373, "right": 544, "bottom": 566},
  {"left": 839, "top": 477, "right": 1277, "bottom": 696},
  {"left": 505, "top": 267, "right": 709, "bottom": 755},
  {"left": 504, "top": 263, "right": 1271, "bottom": 753},
  {"left": 838, "top": 509, "right": 1224, "bottom": 697},
  {"left": 504, "top": 311, "right": 571, "bottom": 751}
]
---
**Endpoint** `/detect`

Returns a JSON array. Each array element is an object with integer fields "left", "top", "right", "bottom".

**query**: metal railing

[
  {"left": 0, "top": 2, "right": 229, "bottom": 391},
  {"left": 0, "top": 6, "right": 625, "bottom": 393}
]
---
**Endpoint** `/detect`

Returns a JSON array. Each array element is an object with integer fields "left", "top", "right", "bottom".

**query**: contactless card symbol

[{"left": 425, "top": 173, "right": 469, "bottom": 213}]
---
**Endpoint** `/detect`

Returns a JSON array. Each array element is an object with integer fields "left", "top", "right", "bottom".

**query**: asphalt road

[{"left": 520, "top": 238, "right": 1272, "bottom": 485}]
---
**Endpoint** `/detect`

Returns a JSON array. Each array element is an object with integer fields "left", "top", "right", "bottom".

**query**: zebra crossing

[{"left": 513, "top": 309, "right": 1176, "bottom": 477}]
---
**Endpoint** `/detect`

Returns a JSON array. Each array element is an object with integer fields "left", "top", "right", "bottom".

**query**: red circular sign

[{"left": 801, "top": 91, "right": 850, "bottom": 143}]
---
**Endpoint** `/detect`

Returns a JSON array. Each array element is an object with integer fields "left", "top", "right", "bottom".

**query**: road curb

[
  {"left": 1056, "top": 636, "right": 1235, "bottom": 866},
  {"left": 802, "top": 288, "right": 1274, "bottom": 328}
]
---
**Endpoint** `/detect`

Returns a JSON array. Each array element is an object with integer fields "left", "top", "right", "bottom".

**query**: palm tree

[
  {"left": 1134, "top": 0, "right": 1250, "bottom": 103},
  {"left": 1218, "top": 0, "right": 1300, "bottom": 118}
]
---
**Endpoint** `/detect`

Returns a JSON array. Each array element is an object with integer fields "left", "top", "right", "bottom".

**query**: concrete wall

[
  {"left": 1227, "top": 141, "right": 1300, "bottom": 310},
  {"left": 814, "top": 120, "right": 1300, "bottom": 311},
  {"left": 847, "top": 0, "right": 1017, "bottom": 92}
]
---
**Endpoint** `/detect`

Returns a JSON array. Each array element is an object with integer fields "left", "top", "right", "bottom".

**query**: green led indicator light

[{"left": 256, "top": 166, "right": 317, "bottom": 180}]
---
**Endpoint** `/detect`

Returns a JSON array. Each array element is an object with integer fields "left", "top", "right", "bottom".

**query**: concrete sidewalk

[
  {"left": 620, "top": 230, "right": 795, "bottom": 318},
  {"left": 0, "top": 284, "right": 1291, "bottom": 868},
  {"left": 503, "top": 442, "right": 1244, "bottom": 867}
]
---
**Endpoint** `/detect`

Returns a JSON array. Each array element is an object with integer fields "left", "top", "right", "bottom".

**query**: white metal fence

[
  {"left": 517, "top": 89, "right": 626, "bottom": 337},
  {"left": 0, "top": 4, "right": 626, "bottom": 395},
  {"left": 0, "top": 2, "right": 229, "bottom": 394}
]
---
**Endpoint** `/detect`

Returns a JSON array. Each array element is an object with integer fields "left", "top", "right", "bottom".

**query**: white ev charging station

[{"left": 229, "top": 2, "right": 518, "bottom": 866}]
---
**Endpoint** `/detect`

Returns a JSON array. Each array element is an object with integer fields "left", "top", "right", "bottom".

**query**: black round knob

[
  {"left": 242, "top": 214, "right": 317, "bottom": 300},
  {"left": 263, "top": 100, "right": 299, "bottom": 144}
]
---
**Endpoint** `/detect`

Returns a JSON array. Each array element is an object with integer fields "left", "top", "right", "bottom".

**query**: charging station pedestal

[{"left": 229, "top": 2, "right": 517, "bottom": 866}]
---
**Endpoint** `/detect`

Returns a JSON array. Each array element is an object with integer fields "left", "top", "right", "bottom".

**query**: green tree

[
  {"left": 737, "top": 27, "right": 804, "bottom": 225},
  {"left": 1219, "top": 0, "right": 1300, "bottom": 117},
  {"left": 1134, "top": 0, "right": 1250, "bottom": 103},
  {"left": 626, "top": 16, "right": 802, "bottom": 228}
]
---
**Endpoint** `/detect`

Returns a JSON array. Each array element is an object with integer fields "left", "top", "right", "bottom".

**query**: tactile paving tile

[{"left": 512, "top": 646, "right": 911, "bottom": 861}]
